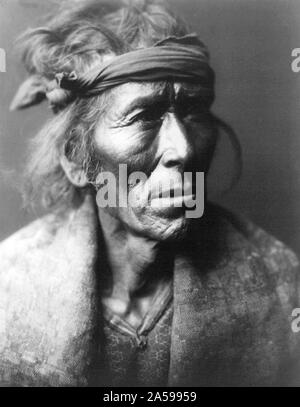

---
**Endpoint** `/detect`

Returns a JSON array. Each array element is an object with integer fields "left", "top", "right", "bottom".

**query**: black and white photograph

[{"left": 0, "top": 0, "right": 300, "bottom": 389}]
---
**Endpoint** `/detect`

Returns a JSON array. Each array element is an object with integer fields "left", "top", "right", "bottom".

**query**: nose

[{"left": 157, "top": 112, "right": 193, "bottom": 169}]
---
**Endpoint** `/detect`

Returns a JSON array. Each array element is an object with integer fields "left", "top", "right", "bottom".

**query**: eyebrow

[
  {"left": 121, "top": 96, "right": 168, "bottom": 119},
  {"left": 119, "top": 90, "right": 170, "bottom": 118},
  {"left": 176, "top": 86, "right": 213, "bottom": 108},
  {"left": 116, "top": 84, "right": 209, "bottom": 120},
  {"left": 176, "top": 84, "right": 209, "bottom": 98}
]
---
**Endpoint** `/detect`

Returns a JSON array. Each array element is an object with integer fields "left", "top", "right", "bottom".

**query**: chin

[{"left": 138, "top": 214, "right": 192, "bottom": 242}]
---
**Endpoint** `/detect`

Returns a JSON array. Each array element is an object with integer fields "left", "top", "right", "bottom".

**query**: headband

[
  {"left": 56, "top": 34, "right": 215, "bottom": 100},
  {"left": 10, "top": 34, "right": 215, "bottom": 111}
]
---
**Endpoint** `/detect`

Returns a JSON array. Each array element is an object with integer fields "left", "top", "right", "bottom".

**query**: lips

[
  {"left": 149, "top": 185, "right": 194, "bottom": 200},
  {"left": 148, "top": 183, "right": 196, "bottom": 214},
  {"left": 150, "top": 186, "right": 180, "bottom": 200},
  {"left": 151, "top": 194, "right": 195, "bottom": 207}
]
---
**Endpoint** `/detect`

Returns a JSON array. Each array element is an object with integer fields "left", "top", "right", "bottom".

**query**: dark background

[{"left": 0, "top": 0, "right": 300, "bottom": 254}]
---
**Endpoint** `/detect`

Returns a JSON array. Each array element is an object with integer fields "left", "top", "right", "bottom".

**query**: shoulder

[
  {"left": 0, "top": 197, "right": 98, "bottom": 386},
  {"left": 0, "top": 194, "right": 98, "bottom": 305},
  {"left": 220, "top": 204, "right": 299, "bottom": 277},
  {"left": 0, "top": 193, "right": 97, "bottom": 274},
  {"left": 0, "top": 213, "right": 64, "bottom": 269},
  {"left": 209, "top": 205, "right": 300, "bottom": 385},
  {"left": 0, "top": 210, "right": 78, "bottom": 301},
  {"left": 207, "top": 203, "right": 300, "bottom": 315},
  {"left": 208, "top": 203, "right": 299, "bottom": 273}
]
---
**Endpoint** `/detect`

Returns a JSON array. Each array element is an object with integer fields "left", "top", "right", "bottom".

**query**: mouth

[
  {"left": 149, "top": 184, "right": 196, "bottom": 212},
  {"left": 150, "top": 193, "right": 196, "bottom": 209},
  {"left": 149, "top": 185, "right": 194, "bottom": 200}
]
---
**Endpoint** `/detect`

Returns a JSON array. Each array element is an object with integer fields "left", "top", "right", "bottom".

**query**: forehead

[{"left": 107, "top": 81, "right": 206, "bottom": 113}]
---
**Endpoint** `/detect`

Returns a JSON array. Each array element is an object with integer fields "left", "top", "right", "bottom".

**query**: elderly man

[{"left": 0, "top": 0, "right": 299, "bottom": 387}]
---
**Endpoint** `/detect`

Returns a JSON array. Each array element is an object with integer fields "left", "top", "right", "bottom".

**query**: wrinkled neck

[{"left": 97, "top": 208, "right": 173, "bottom": 316}]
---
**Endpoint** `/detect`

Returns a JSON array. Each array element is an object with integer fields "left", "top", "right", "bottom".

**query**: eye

[
  {"left": 176, "top": 96, "right": 212, "bottom": 123},
  {"left": 180, "top": 103, "right": 212, "bottom": 123},
  {"left": 135, "top": 109, "right": 164, "bottom": 123},
  {"left": 130, "top": 102, "right": 168, "bottom": 127}
]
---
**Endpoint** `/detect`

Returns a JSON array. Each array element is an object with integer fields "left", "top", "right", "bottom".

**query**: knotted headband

[
  {"left": 56, "top": 34, "right": 215, "bottom": 100},
  {"left": 10, "top": 34, "right": 215, "bottom": 111}
]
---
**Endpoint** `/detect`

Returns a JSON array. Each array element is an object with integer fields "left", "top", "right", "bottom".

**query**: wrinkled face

[{"left": 94, "top": 81, "right": 217, "bottom": 241}]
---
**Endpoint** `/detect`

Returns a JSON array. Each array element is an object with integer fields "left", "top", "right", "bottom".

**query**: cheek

[
  {"left": 94, "top": 130, "right": 133, "bottom": 164},
  {"left": 94, "top": 125, "right": 159, "bottom": 174}
]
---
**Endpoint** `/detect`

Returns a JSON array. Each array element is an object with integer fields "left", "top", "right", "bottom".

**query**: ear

[
  {"left": 60, "top": 155, "right": 89, "bottom": 188},
  {"left": 10, "top": 75, "right": 46, "bottom": 111}
]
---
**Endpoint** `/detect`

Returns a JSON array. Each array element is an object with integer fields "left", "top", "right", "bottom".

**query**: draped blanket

[{"left": 0, "top": 194, "right": 299, "bottom": 386}]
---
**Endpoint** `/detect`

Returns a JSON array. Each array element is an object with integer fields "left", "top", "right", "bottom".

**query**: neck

[{"left": 97, "top": 209, "right": 173, "bottom": 320}]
